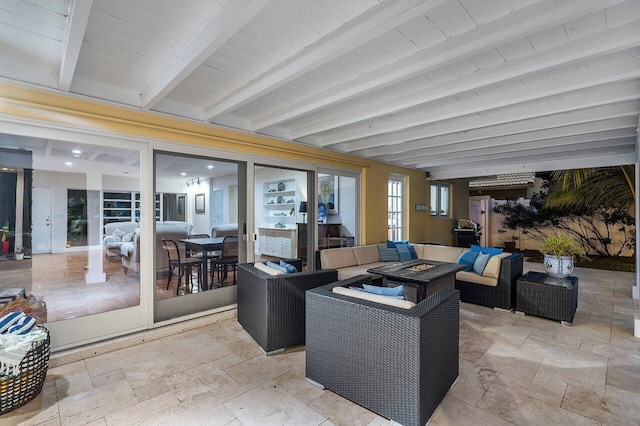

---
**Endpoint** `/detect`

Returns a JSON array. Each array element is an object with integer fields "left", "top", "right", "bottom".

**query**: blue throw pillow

[
  {"left": 265, "top": 260, "right": 289, "bottom": 274},
  {"left": 363, "top": 284, "right": 406, "bottom": 299},
  {"left": 386, "top": 240, "right": 409, "bottom": 248},
  {"left": 396, "top": 244, "right": 412, "bottom": 261},
  {"left": 378, "top": 246, "right": 400, "bottom": 262},
  {"left": 457, "top": 251, "right": 479, "bottom": 272},
  {"left": 472, "top": 252, "right": 491, "bottom": 275},
  {"left": 279, "top": 260, "right": 298, "bottom": 273},
  {"left": 407, "top": 244, "right": 418, "bottom": 260},
  {"left": 470, "top": 245, "right": 503, "bottom": 257}
]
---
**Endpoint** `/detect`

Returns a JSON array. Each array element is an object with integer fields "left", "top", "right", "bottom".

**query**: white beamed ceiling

[{"left": 1, "top": 0, "right": 638, "bottom": 179}]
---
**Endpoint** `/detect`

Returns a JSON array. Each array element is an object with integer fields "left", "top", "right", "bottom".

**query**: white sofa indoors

[
  {"left": 320, "top": 243, "right": 523, "bottom": 310},
  {"left": 120, "top": 221, "right": 194, "bottom": 275}
]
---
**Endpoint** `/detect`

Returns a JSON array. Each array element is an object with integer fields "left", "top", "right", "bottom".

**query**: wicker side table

[{"left": 515, "top": 271, "right": 578, "bottom": 325}]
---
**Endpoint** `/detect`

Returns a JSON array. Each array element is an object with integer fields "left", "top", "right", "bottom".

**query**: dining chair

[
  {"left": 162, "top": 239, "right": 204, "bottom": 295},
  {"left": 213, "top": 236, "right": 239, "bottom": 286}
]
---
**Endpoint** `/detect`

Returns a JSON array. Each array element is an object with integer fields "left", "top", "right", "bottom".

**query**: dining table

[{"left": 180, "top": 237, "right": 224, "bottom": 291}]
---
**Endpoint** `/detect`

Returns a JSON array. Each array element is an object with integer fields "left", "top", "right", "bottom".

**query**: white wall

[
  {"left": 33, "top": 170, "right": 96, "bottom": 251},
  {"left": 326, "top": 176, "right": 356, "bottom": 237},
  {"left": 210, "top": 174, "right": 238, "bottom": 226}
]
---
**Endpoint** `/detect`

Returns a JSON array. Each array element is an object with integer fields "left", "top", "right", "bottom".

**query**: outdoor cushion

[
  {"left": 363, "top": 283, "right": 406, "bottom": 299},
  {"left": 253, "top": 262, "right": 285, "bottom": 276},
  {"left": 457, "top": 251, "right": 479, "bottom": 272},
  {"left": 386, "top": 240, "right": 409, "bottom": 248},
  {"left": 332, "top": 286, "right": 416, "bottom": 309},
  {"left": 411, "top": 243, "right": 426, "bottom": 258},
  {"left": 279, "top": 260, "right": 298, "bottom": 273},
  {"left": 378, "top": 246, "right": 400, "bottom": 262},
  {"left": 266, "top": 260, "right": 289, "bottom": 274},
  {"left": 482, "top": 252, "right": 510, "bottom": 278},
  {"left": 336, "top": 263, "right": 387, "bottom": 280},
  {"left": 421, "top": 245, "right": 465, "bottom": 263},
  {"left": 407, "top": 245, "right": 418, "bottom": 259},
  {"left": 471, "top": 245, "right": 503, "bottom": 257},
  {"left": 321, "top": 247, "right": 358, "bottom": 270},
  {"left": 473, "top": 252, "right": 491, "bottom": 275},
  {"left": 456, "top": 271, "right": 498, "bottom": 287},
  {"left": 396, "top": 244, "right": 412, "bottom": 261},
  {"left": 354, "top": 245, "right": 381, "bottom": 265}
]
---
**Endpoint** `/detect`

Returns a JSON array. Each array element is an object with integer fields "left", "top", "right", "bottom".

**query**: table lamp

[{"left": 299, "top": 201, "right": 307, "bottom": 223}]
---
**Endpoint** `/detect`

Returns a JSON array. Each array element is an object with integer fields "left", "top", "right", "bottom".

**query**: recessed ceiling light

[
  {"left": 73, "top": 154, "right": 80, "bottom": 157},
  {"left": 72, "top": 149, "right": 82, "bottom": 154},
  {"left": 65, "top": 162, "right": 73, "bottom": 166},
  {"left": 180, "top": 172, "right": 187, "bottom": 176},
  {"left": 207, "top": 165, "right": 214, "bottom": 169}
]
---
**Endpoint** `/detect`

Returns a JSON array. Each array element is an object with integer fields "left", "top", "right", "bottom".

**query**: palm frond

[{"left": 545, "top": 166, "right": 635, "bottom": 209}]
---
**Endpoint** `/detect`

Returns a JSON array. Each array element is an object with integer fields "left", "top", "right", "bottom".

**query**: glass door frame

[
  {"left": 315, "top": 167, "right": 361, "bottom": 270},
  {"left": 150, "top": 142, "right": 248, "bottom": 325},
  {"left": 0, "top": 118, "right": 150, "bottom": 351}
]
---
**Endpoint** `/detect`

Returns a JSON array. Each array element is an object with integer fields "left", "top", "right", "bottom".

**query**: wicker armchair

[
  {"left": 237, "top": 263, "right": 338, "bottom": 354},
  {"left": 455, "top": 252, "right": 523, "bottom": 310},
  {"left": 305, "top": 275, "right": 460, "bottom": 426}
]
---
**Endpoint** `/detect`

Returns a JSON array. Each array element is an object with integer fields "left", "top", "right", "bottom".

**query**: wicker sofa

[
  {"left": 320, "top": 243, "right": 523, "bottom": 310},
  {"left": 305, "top": 275, "right": 460, "bottom": 426},
  {"left": 237, "top": 262, "right": 338, "bottom": 354}
]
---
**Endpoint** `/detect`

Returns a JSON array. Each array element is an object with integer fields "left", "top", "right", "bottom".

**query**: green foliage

[
  {"left": 493, "top": 186, "right": 635, "bottom": 257},
  {"left": 539, "top": 234, "right": 587, "bottom": 259},
  {"left": 545, "top": 166, "right": 635, "bottom": 209}
]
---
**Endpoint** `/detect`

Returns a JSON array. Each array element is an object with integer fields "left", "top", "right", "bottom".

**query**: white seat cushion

[{"left": 333, "top": 286, "right": 415, "bottom": 309}]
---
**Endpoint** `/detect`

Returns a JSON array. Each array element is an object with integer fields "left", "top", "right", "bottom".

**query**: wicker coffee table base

[{"left": 515, "top": 272, "right": 578, "bottom": 324}]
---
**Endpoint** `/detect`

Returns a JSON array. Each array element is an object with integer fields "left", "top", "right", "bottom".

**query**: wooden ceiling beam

[
  {"left": 332, "top": 64, "right": 640, "bottom": 152},
  {"left": 290, "top": 22, "right": 640, "bottom": 139},
  {"left": 59, "top": 0, "right": 93, "bottom": 91},
  {"left": 251, "top": 0, "right": 625, "bottom": 131},
  {"left": 202, "top": 0, "right": 448, "bottom": 121},
  {"left": 406, "top": 132, "right": 636, "bottom": 168},
  {"left": 142, "top": 0, "right": 269, "bottom": 109},
  {"left": 378, "top": 115, "right": 638, "bottom": 162}
]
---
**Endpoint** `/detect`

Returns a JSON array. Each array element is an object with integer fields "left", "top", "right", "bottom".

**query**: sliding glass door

[
  {"left": 315, "top": 169, "right": 359, "bottom": 268},
  {"left": 253, "top": 165, "right": 310, "bottom": 268},
  {"left": 0, "top": 133, "right": 147, "bottom": 350},
  {"left": 154, "top": 151, "right": 247, "bottom": 322}
]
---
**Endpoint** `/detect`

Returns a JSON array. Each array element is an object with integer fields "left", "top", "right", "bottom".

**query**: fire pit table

[{"left": 368, "top": 259, "right": 466, "bottom": 302}]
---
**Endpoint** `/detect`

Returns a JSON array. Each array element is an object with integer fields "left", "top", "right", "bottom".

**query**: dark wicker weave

[
  {"left": 455, "top": 253, "right": 523, "bottom": 310},
  {"left": 306, "top": 276, "right": 460, "bottom": 426},
  {"left": 237, "top": 263, "right": 338, "bottom": 354},
  {"left": 0, "top": 327, "right": 50, "bottom": 415},
  {"left": 516, "top": 271, "right": 578, "bottom": 323}
]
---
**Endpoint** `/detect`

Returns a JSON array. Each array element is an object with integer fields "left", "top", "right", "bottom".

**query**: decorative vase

[
  {"left": 503, "top": 241, "right": 516, "bottom": 251},
  {"left": 544, "top": 255, "right": 574, "bottom": 278},
  {"left": 15, "top": 253, "right": 24, "bottom": 260}
]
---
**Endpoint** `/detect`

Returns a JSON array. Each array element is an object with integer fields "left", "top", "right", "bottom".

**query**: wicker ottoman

[{"left": 516, "top": 271, "right": 578, "bottom": 325}]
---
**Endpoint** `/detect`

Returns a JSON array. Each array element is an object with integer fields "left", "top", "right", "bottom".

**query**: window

[
  {"left": 388, "top": 176, "right": 404, "bottom": 240},
  {"left": 430, "top": 182, "right": 450, "bottom": 218}
]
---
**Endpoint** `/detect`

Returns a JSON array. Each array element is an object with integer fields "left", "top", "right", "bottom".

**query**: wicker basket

[{"left": 0, "top": 327, "right": 50, "bottom": 415}]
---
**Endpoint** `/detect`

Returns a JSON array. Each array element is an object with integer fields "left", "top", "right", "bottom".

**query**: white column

[{"left": 85, "top": 171, "right": 106, "bottom": 284}]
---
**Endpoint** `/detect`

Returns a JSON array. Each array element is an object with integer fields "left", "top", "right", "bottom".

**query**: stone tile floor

[{"left": 2, "top": 262, "right": 639, "bottom": 425}]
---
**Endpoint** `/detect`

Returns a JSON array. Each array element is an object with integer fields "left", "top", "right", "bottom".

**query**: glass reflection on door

[
  {"left": 0, "top": 136, "right": 142, "bottom": 323},
  {"left": 254, "top": 165, "right": 308, "bottom": 266},
  {"left": 154, "top": 152, "right": 241, "bottom": 302},
  {"left": 315, "top": 172, "right": 358, "bottom": 266}
]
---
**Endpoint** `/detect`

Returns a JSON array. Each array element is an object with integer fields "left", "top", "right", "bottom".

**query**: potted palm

[{"left": 539, "top": 234, "right": 587, "bottom": 278}]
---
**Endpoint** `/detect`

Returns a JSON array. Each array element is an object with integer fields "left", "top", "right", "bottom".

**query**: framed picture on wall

[
  {"left": 318, "top": 174, "right": 338, "bottom": 215},
  {"left": 195, "top": 193, "right": 205, "bottom": 214}
]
